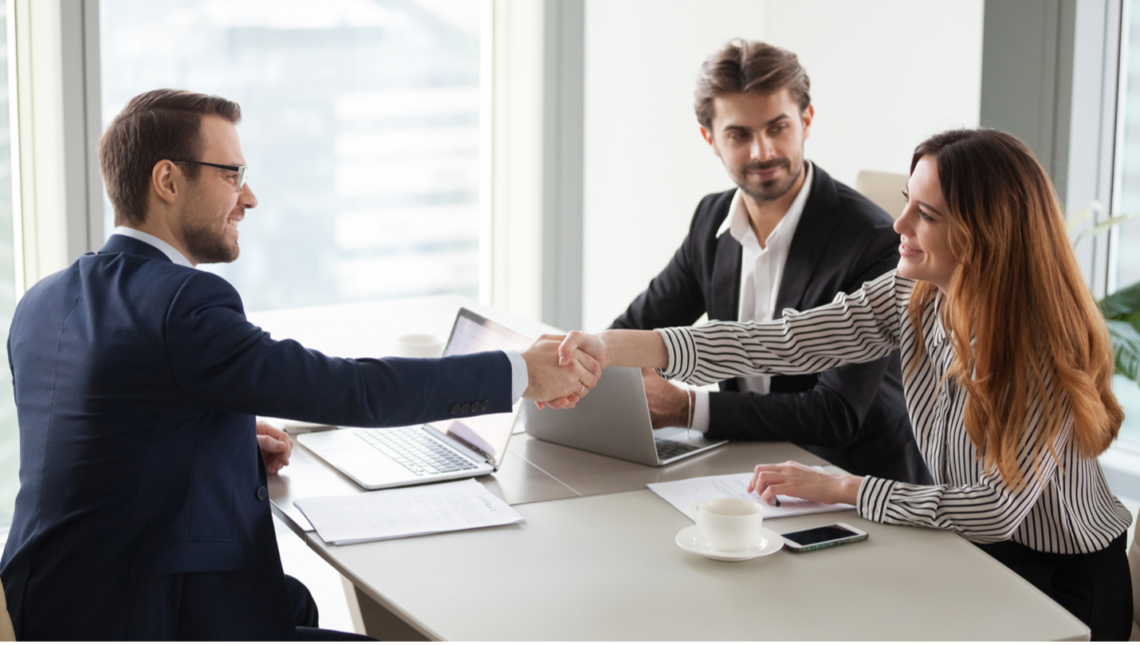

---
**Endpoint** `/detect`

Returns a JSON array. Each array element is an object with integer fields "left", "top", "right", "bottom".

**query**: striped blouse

[{"left": 657, "top": 270, "right": 1132, "bottom": 554}]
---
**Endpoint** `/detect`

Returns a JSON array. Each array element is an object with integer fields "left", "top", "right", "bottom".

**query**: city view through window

[{"left": 100, "top": 0, "right": 483, "bottom": 313}]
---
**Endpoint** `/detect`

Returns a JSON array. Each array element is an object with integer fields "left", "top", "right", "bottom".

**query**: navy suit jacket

[
  {"left": 0, "top": 234, "right": 514, "bottom": 640},
  {"left": 612, "top": 165, "right": 932, "bottom": 485}
]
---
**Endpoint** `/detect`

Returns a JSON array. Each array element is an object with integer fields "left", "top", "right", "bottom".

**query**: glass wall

[
  {"left": 0, "top": 4, "right": 18, "bottom": 532},
  {"left": 99, "top": 0, "right": 483, "bottom": 313},
  {"left": 1112, "top": 0, "right": 1140, "bottom": 445}
]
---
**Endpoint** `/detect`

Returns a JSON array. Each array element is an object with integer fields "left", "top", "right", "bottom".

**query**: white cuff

[
  {"left": 504, "top": 350, "right": 528, "bottom": 403},
  {"left": 690, "top": 389, "right": 710, "bottom": 431}
]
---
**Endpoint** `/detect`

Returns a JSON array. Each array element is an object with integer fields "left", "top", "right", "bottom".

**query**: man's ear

[
  {"left": 801, "top": 104, "right": 815, "bottom": 142},
  {"left": 152, "top": 160, "right": 180, "bottom": 205},
  {"left": 699, "top": 125, "right": 720, "bottom": 158}
]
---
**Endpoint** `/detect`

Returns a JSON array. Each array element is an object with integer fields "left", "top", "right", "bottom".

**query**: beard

[
  {"left": 179, "top": 193, "right": 240, "bottom": 264},
  {"left": 733, "top": 154, "right": 804, "bottom": 203}
]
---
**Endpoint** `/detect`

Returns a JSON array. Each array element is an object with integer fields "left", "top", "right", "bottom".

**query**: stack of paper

[
  {"left": 648, "top": 470, "right": 854, "bottom": 520},
  {"left": 294, "top": 478, "right": 525, "bottom": 545}
]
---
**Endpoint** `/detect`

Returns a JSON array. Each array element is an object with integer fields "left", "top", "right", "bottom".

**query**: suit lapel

[{"left": 775, "top": 165, "right": 841, "bottom": 314}]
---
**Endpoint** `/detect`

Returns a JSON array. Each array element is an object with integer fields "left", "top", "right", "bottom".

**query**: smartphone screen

[{"left": 782, "top": 525, "right": 859, "bottom": 546}]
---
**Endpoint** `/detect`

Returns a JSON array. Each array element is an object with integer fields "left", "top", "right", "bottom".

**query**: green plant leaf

[
  {"left": 1099, "top": 281, "right": 1140, "bottom": 319},
  {"left": 1106, "top": 319, "right": 1140, "bottom": 380},
  {"left": 1085, "top": 214, "right": 1137, "bottom": 238}
]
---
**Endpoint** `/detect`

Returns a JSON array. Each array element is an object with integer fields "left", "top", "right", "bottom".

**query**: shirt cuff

[
  {"left": 857, "top": 476, "right": 896, "bottom": 523},
  {"left": 690, "top": 390, "right": 710, "bottom": 431},
  {"left": 504, "top": 349, "right": 528, "bottom": 403},
  {"left": 655, "top": 327, "right": 698, "bottom": 382}
]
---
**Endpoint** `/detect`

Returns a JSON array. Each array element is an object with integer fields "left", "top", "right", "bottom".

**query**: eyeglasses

[{"left": 172, "top": 160, "right": 249, "bottom": 191}]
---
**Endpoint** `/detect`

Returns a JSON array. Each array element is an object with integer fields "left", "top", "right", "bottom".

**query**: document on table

[
  {"left": 648, "top": 469, "right": 853, "bottom": 520},
  {"left": 294, "top": 478, "right": 525, "bottom": 545}
]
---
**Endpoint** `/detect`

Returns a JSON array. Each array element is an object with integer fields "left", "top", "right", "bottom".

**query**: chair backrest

[
  {"left": 1129, "top": 526, "right": 1140, "bottom": 640},
  {"left": 0, "top": 580, "right": 14, "bottom": 641},
  {"left": 854, "top": 170, "right": 908, "bottom": 220}
]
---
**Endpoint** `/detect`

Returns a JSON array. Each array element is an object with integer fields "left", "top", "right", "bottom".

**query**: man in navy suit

[{"left": 0, "top": 89, "right": 598, "bottom": 640}]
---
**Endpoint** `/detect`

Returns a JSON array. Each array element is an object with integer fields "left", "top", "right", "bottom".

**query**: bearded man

[{"left": 610, "top": 40, "right": 931, "bottom": 485}]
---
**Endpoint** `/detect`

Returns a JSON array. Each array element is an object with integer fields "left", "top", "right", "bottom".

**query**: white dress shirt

[
  {"left": 110, "top": 226, "right": 530, "bottom": 402},
  {"left": 690, "top": 162, "right": 814, "bottom": 430}
]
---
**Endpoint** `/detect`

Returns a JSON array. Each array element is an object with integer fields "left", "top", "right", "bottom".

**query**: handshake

[{"left": 519, "top": 331, "right": 614, "bottom": 409}]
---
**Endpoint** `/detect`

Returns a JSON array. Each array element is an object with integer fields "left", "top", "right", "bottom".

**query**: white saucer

[{"left": 675, "top": 525, "right": 784, "bottom": 561}]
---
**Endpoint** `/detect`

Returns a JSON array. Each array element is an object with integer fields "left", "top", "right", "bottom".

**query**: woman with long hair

[{"left": 557, "top": 129, "right": 1133, "bottom": 639}]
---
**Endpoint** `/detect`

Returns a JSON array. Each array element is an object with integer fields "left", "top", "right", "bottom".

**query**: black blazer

[{"left": 612, "top": 165, "right": 932, "bottom": 485}]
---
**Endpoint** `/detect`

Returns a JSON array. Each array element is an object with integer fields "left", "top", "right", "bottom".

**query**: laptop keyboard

[
  {"left": 353, "top": 427, "right": 481, "bottom": 476},
  {"left": 655, "top": 438, "right": 701, "bottom": 461}
]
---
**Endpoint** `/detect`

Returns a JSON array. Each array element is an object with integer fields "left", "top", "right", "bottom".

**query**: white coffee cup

[
  {"left": 690, "top": 498, "right": 764, "bottom": 553},
  {"left": 395, "top": 334, "right": 444, "bottom": 358}
]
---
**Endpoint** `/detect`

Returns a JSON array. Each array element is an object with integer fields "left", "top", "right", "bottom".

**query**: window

[
  {"left": 1112, "top": 0, "right": 1140, "bottom": 447},
  {"left": 0, "top": 4, "right": 17, "bottom": 533},
  {"left": 99, "top": 0, "right": 483, "bottom": 313}
]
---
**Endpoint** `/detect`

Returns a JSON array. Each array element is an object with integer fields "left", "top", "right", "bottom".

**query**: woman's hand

[
  {"left": 557, "top": 331, "right": 612, "bottom": 371},
  {"left": 747, "top": 461, "right": 863, "bottom": 507}
]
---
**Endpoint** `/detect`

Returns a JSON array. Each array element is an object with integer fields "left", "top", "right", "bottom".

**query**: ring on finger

[{"left": 577, "top": 385, "right": 587, "bottom": 396}]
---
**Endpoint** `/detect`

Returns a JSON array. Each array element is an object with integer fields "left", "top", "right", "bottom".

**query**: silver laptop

[
  {"left": 523, "top": 366, "right": 727, "bottom": 466},
  {"left": 299, "top": 308, "right": 531, "bottom": 490}
]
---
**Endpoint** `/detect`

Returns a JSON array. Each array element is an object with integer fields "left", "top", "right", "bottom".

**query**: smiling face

[
  {"left": 701, "top": 90, "right": 812, "bottom": 203},
  {"left": 175, "top": 115, "right": 257, "bottom": 264},
  {"left": 895, "top": 155, "right": 956, "bottom": 292}
]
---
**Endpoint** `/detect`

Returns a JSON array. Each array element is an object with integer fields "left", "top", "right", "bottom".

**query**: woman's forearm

[{"left": 597, "top": 329, "right": 669, "bottom": 369}]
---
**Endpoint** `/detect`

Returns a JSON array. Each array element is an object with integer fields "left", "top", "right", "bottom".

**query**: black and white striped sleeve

[
  {"left": 656, "top": 271, "right": 906, "bottom": 386},
  {"left": 858, "top": 390, "right": 1071, "bottom": 544}
]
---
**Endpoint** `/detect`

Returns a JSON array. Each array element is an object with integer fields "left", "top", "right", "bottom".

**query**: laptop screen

[{"left": 427, "top": 308, "right": 531, "bottom": 468}]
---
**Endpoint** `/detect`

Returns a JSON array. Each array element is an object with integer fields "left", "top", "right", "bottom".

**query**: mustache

[{"left": 743, "top": 158, "right": 791, "bottom": 173}]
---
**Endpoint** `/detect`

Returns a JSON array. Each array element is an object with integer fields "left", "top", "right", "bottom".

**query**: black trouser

[
  {"left": 285, "top": 575, "right": 376, "bottom": 641},
  {"left": 976, "top": 532, "right": 1132, "bottom": 641}
]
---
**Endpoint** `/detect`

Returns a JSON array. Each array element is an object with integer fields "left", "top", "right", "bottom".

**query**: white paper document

[
  {"left": 647, "top": 470, "right": 854, "bottom": 520},
  {"left": 294, "top": 478, "right": 525, "bottom": 545}
]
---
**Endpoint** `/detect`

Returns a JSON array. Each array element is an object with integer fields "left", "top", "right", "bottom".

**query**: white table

[
  {"left": 297, "top": 490, "right": 1089, "bottom": 641},
  {"left": 254, "top": 296, "right": 1091, "bottom": 641}
]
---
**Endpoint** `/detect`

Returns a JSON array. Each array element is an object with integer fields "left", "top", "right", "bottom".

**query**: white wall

[
  {"left": 763, "top": 0, "right": 984, "bottom": 186},
  {"left": 582, "top": 0, "right": 767, "bottom": 331},
  {"left": 580, "top": 0, "right": 983, "bottom": 331}
]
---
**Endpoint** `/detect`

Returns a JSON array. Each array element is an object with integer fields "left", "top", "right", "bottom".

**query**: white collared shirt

[
  {"left": 691, "top": 161, "right": 814, "bottom": 431},
  {"left": 109, "top": 226, "right": 530, "bottom": 402},
  {"left": 112, "top": 226, "right": 195, "bottom": 268}
]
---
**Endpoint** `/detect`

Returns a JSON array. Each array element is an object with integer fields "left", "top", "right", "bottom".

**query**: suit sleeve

[
  {"left": 705, "top": 232, "right": 903, "bottom": 446},
  {"left": 162, "top": 271, "right": 514, "bottom": 427},
  {"left": 610, "top": 200, "right": 709, "bottom": 330}
]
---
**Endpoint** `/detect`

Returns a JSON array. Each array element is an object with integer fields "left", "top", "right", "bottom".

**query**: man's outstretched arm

[{"left": 165, "top": 271, "right": 599, "bottom": 427}]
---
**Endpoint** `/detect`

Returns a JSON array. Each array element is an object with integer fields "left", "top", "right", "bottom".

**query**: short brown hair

[
  {"left": 99, "top": 89, "right": 241, "bottom": 226},
  {"left": 694, "top": 39, "right": 811, "bottom": 129}
]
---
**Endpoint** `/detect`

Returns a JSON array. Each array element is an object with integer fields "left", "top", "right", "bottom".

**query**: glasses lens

[{"left": 237, "top": 166, "right": 248, "bottom": 191}]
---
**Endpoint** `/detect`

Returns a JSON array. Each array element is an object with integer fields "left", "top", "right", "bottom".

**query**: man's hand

[
  {"left": 641, "top": 368, "right": 689, "bottom": 429},
  {"left": 257, "top": 421, "right": 293, "bottom": 476},
  {"left": 522, "top": 335, "right": 602, "bottom": 406}
]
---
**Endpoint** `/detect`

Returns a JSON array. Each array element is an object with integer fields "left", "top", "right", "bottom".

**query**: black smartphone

[{"left": 781, "top": 523, "right": 868, "bottom": 553}]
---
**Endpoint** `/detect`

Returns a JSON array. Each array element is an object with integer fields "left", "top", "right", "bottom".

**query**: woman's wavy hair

[{"left": 907, "top": 129, "right": 1121, "bottom": 487}]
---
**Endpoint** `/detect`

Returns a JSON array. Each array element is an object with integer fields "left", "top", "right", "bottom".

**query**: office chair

[
  {"left": 0, "top": 580, "right": 13, "bottom": 641},
  {"left": 854, "top": 170, "right": 908, "bottom": 220},
  {"left": 1131, "top": 523, "right": 1140, "bottom": 640}
]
